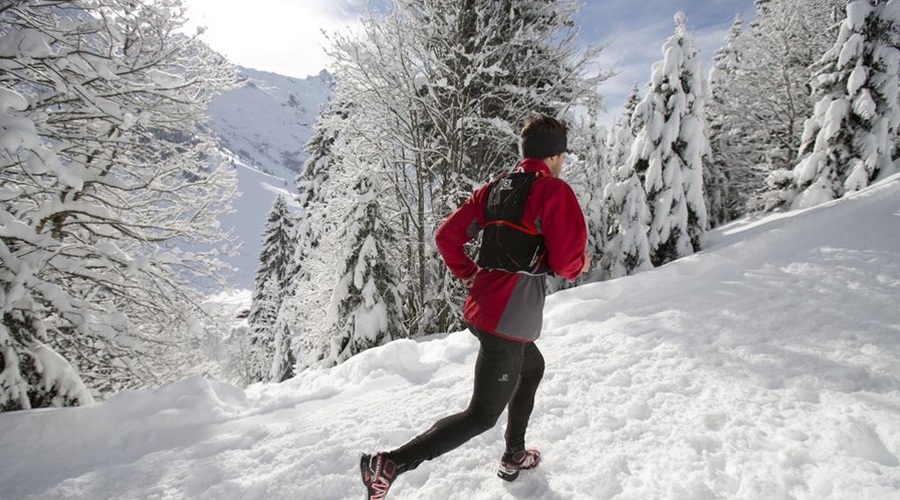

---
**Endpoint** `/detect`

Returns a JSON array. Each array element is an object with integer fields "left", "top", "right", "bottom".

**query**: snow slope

[
  {"left": 217, "top": 153, "right": 300, "bottom": 289},
  {"left": 1, "top": 176, "right": 899, "bottom": 499},
  {"left": 209, "top": 67, "right": 332, "bottom": 181},
  {"left": 206, "top": 67, "right": 331, "bottom": 288}
]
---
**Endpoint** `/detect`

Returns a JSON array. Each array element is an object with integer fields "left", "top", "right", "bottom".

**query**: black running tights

[{"left": 388, "top": 324, "right": 545, "bottom": 472}]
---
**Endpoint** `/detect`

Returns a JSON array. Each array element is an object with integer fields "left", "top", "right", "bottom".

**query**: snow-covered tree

[
  {"left": 628, "top": 13, "right": 710, "bottom": 267},
  {"left": 720, "top": 0, "right": 846, "bottom": 211},
  {"left": 322, "top": 164, "right": 405, "bottom": 366},
  {"left": 598, "top": 86, "right": 643, "bottom": 277},
  {"left": 245, "top": 276, "right": 281, "bottom": 383},
  {"left": 250, "top": 196, "right": 294, "bottom": 314},
  {"left": 605, "top": 84, "right": 641, "bottom": 179},
  {"left": 0, "top": 0, "right": 237, "bottom": 409},
  {"left": 706, "top": 15, "right": 748, "bottom": 225},
  {"left": 245, "top": 196, "right": 294, "bottom": 383},
  {"left": 275, "top": 96, "right": 348, "bottom": 371},
  {"left": 604, "top": 141, "right": 653, "bottom": 278},
  {"left": 788, "top": 0, "right": 900, "bottom": 209}
]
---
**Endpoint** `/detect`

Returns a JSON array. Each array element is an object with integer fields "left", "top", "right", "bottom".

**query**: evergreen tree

[
  {"left": 628, "top": 13, "right": 710, "bottom": 267},
  {"left": 753, "top": 0, "right": 774, "bottom": 19},
  {"left": 789, "top": 0, "right": 900, "bottom": 209},
  {"left": 246, "top": 276, "right": 282, "bottom": 383},
  {"left": 323, "top": 166, "right": 405, "bottom": 366},
  {"left": 605, "top": 84, "right": 642, "bottom": 180},
  {"left": 276, "top": 98, "right": 348, "bottom": 370},
  {"left": 268, "top": 322, "right": 295, "bottom": 383},
  {"left": 604, "top": 112, "right": 653, "bottom": 278},
  {"left": 246, "top": 196, "right": 294, "bottom": 383},
  {"left": 598, "top": 85, "right": 642, "bottom": 277}
]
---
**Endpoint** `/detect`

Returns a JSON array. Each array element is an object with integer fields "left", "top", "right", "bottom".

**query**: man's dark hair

[
  {"left": 519, "top": 114, "right": 568, "bottom": 159},
  {"left": 520, "top": 114, "right": 568, "bottom": 137}
]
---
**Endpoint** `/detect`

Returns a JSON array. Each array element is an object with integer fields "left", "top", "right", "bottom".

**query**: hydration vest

[{"left": 476, "top": 171, "right": 550, "bottom": 275}]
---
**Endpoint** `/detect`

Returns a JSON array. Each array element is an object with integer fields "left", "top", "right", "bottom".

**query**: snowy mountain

[
  {"left": 207, "top": 67, "right": 332, "bottom": 289},
  {"left": 2, "top": 174, "right": 898, "bottom": 499}
]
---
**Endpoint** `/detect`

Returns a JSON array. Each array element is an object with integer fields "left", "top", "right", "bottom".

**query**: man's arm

[
  {"left": 541, "top": 182, "right": 588, "bottom": 280},
  {"left": 435, "top": 195, "right": 481, "bottom": 282}
]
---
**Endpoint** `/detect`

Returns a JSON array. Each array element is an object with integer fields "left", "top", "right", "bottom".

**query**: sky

[{"left": 182, "top": 0, "right": 758, "bottom": 126}]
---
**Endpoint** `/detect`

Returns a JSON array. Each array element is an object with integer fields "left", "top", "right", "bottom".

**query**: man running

[{"left": 361, "top": 113, "right": 589, "bottom": 499}]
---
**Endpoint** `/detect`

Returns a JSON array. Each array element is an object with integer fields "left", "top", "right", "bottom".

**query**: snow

[
  {"left": 204, "top": 67, "right": 331, "bottom": 289},
  {"left": 838, "top": 33, "right": 865, "bottom": 69},
  {"left": 846, "top": 1, "right": 875, "bottom": 30},
  {"left": 2, "top": 168, "right": 899, "bottom": 498},
  {"left": 852, "top": 88, "right": 877, "bottom": 120},
  {"left": 147, "top": 69, "right": 186, "bottom": 89},
  {"left": 0, "top": 29, "right": 51, "bottom": 58},
  {"left": 847, "top": 65, "right": 868, "bottom": 96},
  {"left": 0, "top": 87, "right": 28, "bottom": 112},
  {"left": 29, "top": 343, "right": 95, "bottom": 407}
]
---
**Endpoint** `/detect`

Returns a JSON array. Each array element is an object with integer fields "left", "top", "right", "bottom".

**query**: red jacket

[{"left": 436, "top": 158, "right": 587, "bottom": 342}]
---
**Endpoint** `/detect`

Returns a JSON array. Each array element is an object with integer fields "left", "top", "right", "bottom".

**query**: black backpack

[{"left": 476, "top": 171, "right": 550, "bottom": 275}]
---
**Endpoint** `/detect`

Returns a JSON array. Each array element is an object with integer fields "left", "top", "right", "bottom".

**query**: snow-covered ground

[{"left": 2, "top": 175, "right": 899, "bottom": 499}]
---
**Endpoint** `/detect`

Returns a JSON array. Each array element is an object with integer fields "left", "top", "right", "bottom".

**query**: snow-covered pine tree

[
  {"left": 246, "top": 276, "right": 281, "bottom": 383},
  {"left": 268, "top": 321, "right": 295, "bottom": 383},
  {"left": 605, "top": 85, "right": 641, "bottom": 159},
  {"left": 788, "top": 0, "right": 900, "bottom": 209},
  {"left": 603, "top": 167, "right": 654, "bottom": 279},
  {"left": 604, "top": 84, "right": 642, "bottom": 188},
  {"left": 628, "top": 13, "right": 710, "bottom": 267},
  {"left": 322, "top": 163, "right": 405, "bottom": 366},
  {"left": 602, "top": 85, "right": 651, "bottom": 278},
  {"left": 706, "top": 15, "right": 746, "bottom": 225},
  {"left": 251, "top": 196, "right": 295, "bottom": 310},
  {"left": 0, "top": 0, "right": 237, "bottom": 409},
  {"left": 753, "top": 0, "right": 774, "bottom": 19},
  {"left": 604, "top": 141, "right": 653, "bottom": 278},
  {"left": 275, "top": 96, "right": 349, "bottom": 371},
  {"left": 245, "top": 195, "right": 294, "bottom": 383}
]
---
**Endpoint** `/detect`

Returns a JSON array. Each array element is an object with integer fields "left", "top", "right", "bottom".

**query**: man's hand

[
  {"left": 580, "top": 250, "right": 592, "bottom": 275},
  {"left": 462, "top": 276, "right": 475, "bottom": 289}
]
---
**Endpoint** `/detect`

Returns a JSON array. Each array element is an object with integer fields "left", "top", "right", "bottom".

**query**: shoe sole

[
  {"left": 497, "top": 465, "right": 520, "bottom": 482},
  {"left": 497, "top": 467, "right": 519, "bottom": 482},
  {"left": 497, "top": 452, "right": 540, "bottom": 482}
]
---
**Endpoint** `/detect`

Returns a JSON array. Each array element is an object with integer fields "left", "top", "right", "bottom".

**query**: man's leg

[
  {"left": 504, "top": 341, "right": 545, "bottom": 451},
  {"left": 385, "top": 326, "right": 525, "bottom": 472}
]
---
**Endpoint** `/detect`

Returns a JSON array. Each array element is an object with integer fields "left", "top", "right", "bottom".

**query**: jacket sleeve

[
  {"left": 541, "top": 181, "right": 587, "bottom": 280},
  {"left": 435, "top": 193, "right": 482, "bottom": 281}
]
